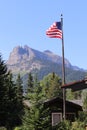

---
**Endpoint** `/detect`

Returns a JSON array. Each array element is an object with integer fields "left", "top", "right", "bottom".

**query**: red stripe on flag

[{"left": 46, "top": 22, "right": 62, "bottom": 39}]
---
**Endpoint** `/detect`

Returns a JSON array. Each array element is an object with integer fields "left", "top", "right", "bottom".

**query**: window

[
  {"left": 66, "top": 113, "right": 76, "bottom": 121},
  {"left": 52, "top": 113, "right": 62, "bottom": 126}
]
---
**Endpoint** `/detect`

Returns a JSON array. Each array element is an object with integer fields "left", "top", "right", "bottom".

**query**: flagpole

[{"left": 61, "top": 14, "right": 66, "bottom": 120}]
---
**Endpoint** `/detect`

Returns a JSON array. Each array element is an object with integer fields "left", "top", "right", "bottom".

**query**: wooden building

[{"left": 44, "top": 97, "right": 83, "bottom": 126}]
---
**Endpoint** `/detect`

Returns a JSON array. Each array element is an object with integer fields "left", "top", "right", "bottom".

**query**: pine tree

[
  {"left": 16, "top": 74, "right": 23, "bottom": 100},
  {"left": 4, "top": 72, "right": 23, "bottom": 130},
  {"left": 0, "top": 55, "right": 24, "bottom": 130},
  {"left": 0, "top": 55, "right": 9, "bottom": 127},
  {"left": 27, "top": 72, "right": 34, "bottom": 93},
  {"left": 48, "top": 72, "right": 62, "bottom": 98},
  {"left": 15, "top": 73, "right": 24, "bottom": 124},
  {"left": 28, "top": 73, "right": 33, "bottom": 87},
  {"left": 26, "top": 72, "right": 34, "bottom": 100},
  {"left": 0, "top": 60, "right": 18, "bottom": 130},
  {"left": 5, "top": 72, "right": 18, "bottom": 130},
  {"left": 22, "top": 75, "right": 51, "bottom": 130},
  {"left": 41, "top": 72, "right": 62, "bottom": 99}
]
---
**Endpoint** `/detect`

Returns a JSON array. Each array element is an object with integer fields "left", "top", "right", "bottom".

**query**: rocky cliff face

[
  {"left": 7, "top": 45, "right": 35, "bottom": 65},
  {"left": 6, "top": 45, "right": 72, "bottom": 73}
]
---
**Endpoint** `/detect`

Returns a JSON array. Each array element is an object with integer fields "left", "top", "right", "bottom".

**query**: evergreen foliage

[
  {"left": 22, "top": 74, "right": 51, "bottom": 130},
  {"left": 40, "top": 72, "right": 62, "bottom": 99},
  {"left": 0, "top": 55, "right": 24, "bottom": 130},
  {"left": 27, "top": 72, "right": 34, "bottom": 94},
  {"left": 0, "top": 55, "right": 9, "bottom": 126},
  {"left": 5, "top": 72, "right": 18, "bottom": 130},
  {"left": 25, "top": 72, "right": 34, "bottom": 101},
  {"left": 71, "top": 120, "right": 85, "bottom": 130},
  {"left": 66, "top": 89, "right": 82, "bottom": 100},
  {"left": 15, "top": 73, "right": 24, "bottom": 125},
  {"left": 3, "top": 72, "right": 24, "bottom": 130},
  {"left": 16, "top": 74, "right": 23, "bottom": 101}
]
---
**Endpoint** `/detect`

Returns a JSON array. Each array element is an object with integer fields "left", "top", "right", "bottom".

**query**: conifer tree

[
  {"left": 48, "top": 72, "right": 62, "bottom": 98},
  {"left": 0, "top": 55, "right": 9, "bottom": 127},
  {"left": 0, "top": 55, "right": 24, "bottom": 130},
  {"left": 27, "top": 72, "right": 34, "bottom": 93},
  {"left": 26, "top": 72, "right": 34, "bottom": 100},
  {"left": 41, "top": 72, "right": 62, "bottom": 99},
  {"left": 5, "top": 73, "right": 24, "bottom": 130},
  {"left": 15, "top": 73, "right": 24, "bottom": 124},
  {"left": 16, "top": 74, "right": 23, "bottom": 100},
  {"left": 0, "top": 60, "right": 19, "bottom": 130},
  {"left": 5, "top": 72, "right": 18, "bottom": 130},
  {"left": 22, "top": 74, "right": 51, "bottom": 130}
]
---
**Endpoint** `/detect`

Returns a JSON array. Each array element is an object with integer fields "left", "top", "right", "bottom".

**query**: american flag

[{"left": 46, "top": 22, "right": 62, "bottom": 39}]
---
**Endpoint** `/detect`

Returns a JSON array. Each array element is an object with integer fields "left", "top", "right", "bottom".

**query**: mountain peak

[
  {"left": 7, "top": 45, "right": 73, "bottom": 72},
  {"left": 7, "top": 45, "right": 35, "bottom": 65}
]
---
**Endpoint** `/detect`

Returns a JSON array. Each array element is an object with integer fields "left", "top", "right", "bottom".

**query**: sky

[{"left": 0, "top": 0, "right": 87, "bottom": 69}]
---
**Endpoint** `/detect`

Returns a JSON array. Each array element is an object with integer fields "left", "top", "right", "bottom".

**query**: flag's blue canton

[
  {"left": 56, "top": 22, "right": 62, "bottom": 30},
  {"left": 46, "top": 21, "right": 62, "bottom": 39}
]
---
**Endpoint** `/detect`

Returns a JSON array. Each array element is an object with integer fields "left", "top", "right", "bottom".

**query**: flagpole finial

[{"left": 61, "top": 14, "right": 63, "bottom": 17}]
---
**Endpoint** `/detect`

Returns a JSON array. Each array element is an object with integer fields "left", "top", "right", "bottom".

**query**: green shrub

[
  {"left": 71, "top": 121, "right": 85, "bottom": 130},
  {"left": 0, "top": 127, "right": 6, "bottom": 130},
  {"left": 14, "top": 127, "right": 22, "bottom": 130},
  {"left": 52, "top": 120, "right": 71, "bottom": 130}
]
